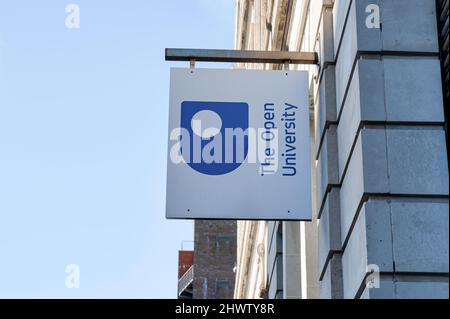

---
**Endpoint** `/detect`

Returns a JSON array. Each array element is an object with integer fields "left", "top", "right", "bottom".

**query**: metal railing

[{"left": 178, "top": 265, "right": 194, "bottom": 296}]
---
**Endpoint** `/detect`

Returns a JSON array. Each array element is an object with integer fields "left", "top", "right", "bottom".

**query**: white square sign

[{"left": 166, "top": 68, "right": 311, "bottom": 220}]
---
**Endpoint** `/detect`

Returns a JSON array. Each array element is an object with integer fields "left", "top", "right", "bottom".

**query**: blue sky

[{"left": 0, "top": 0, "right": 234, "bottom": 298}]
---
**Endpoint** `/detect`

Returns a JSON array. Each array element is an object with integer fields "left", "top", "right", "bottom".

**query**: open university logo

[{"left": 180, "top": 101, "right": 249, "bottom": 175}]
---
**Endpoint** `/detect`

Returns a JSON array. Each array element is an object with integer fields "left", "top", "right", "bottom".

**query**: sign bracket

[{"left": 165, "top": 48, "right": 319, "bottom": 65}]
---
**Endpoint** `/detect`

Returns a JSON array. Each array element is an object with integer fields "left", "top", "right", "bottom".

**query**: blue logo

[{"left": 180, "top": 101, "right": 249, "bottom": 175}]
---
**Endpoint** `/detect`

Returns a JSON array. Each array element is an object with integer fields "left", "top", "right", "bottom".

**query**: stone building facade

[{"left": 234, "top": 0, "right": 449, "bottom": 299}]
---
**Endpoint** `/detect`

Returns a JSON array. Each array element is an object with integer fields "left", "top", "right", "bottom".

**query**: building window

[{"left": 273, "top": 222, "right": 284, "bottom": 299}]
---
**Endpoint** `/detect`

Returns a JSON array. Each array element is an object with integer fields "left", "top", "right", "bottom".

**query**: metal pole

[{"left": 165, "top": 48, "right": 318, "bottom": 65}]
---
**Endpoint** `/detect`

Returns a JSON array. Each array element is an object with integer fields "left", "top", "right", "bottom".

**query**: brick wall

[{"left": 193, "top": 220, "right": 237, "bottom": 299}]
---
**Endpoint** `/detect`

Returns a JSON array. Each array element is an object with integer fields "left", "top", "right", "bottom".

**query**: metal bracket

[{"left": 165, "top": 48, "right": 318, "bottom": 65}]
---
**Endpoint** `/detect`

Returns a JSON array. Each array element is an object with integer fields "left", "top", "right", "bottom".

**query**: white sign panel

[{"left": 166, "top": 68, "right": 311, "bottom": 220}]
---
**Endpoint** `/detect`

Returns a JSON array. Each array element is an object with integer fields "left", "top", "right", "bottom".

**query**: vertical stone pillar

[
  {"left": 315, "top": 2, "right": 344, "bottom": 299},
  {"left": 331, "top": 0, "right": 448, "bottom": 298}
]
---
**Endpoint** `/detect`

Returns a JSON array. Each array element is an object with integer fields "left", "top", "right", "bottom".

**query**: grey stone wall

[{"left": 317, "top": 0, "right": 449, "bottom": 298}]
